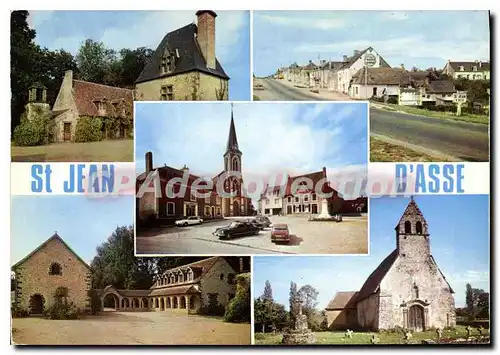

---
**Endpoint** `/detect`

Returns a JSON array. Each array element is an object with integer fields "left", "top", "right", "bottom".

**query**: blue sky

[
  {"left": 253, "top": 195, "right": 489, "bottom": 308},
  {"left": 11, "top": 196, "right": 134, "bottom": 265},
  {"left": 253, "top": 11, "right": 490, "bottom": 76},
  {"left": 28, "top": 10, "right": 251, "bottom": 100},
  {"left": 135, "top": 102, "right": 367, "bottom": 202}
]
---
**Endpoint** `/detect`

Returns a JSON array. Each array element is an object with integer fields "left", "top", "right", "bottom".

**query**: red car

[{"left": 271, "top": 224, "right": 291, "bottom": 243}]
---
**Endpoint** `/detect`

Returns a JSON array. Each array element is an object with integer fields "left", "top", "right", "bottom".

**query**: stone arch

[
  {"left": 103, "top": 293, "right": 119, "bottom": 310},
  {"left": 173, "top": 297, "right": 178, "bottom": 308},
  {"left": 180, "top": 296, "right": 186, "bottom": 309},
  {"left": 404, "top": 221, "right": 411, "bottom": 233},
  {"left": 166, "top": 297, "right": 171, "bottom": 308},
  {"left": 132, "top": 298, "right": 140, "bottom": 308},
  {"left": 155, "top": 298, "right": 159, "bottom": 308},
  {"left": 122, "top": 298, "right": 130, "bottom": 308},
  {"left": 160, "top": 298, "right": 165, "bottom": 311},
  {"left": 142, "top": 298, "right": 149, "bottom": 308},
  {"left": 49, "top": 262, "right": 62, "bottom": 275},
  {"left": 29, "top": 293, "right": 45, "bottom": 314},
  {"left": 416, "top": 221, "right": 423, "bottom": 234}
]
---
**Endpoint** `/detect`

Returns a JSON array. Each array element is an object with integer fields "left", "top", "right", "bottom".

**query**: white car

[{"left": 175, "top": 216, "right": 203, "bottom": 227}]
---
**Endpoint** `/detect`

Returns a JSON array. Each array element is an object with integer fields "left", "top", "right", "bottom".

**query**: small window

[
  {"left": 404, "top": 221, "right": 411, "bottom": 234},
  {"left": 49, "top": 262, "right": 62, "bottom": 275},
  {"left": 355, "top": 87, "right": 359, "bottom": 95},
  {"left": 220, "top": 273, "right": 224, "bottom": 281},
  {"left": 304, "top": 195, "right": 309, "bottom": 202},
  {"left": 312, "top": 193, "right": 317, "bottom": 201},
  {"left": 274, "top": 198, "right": 279, "bottom": 204},
  {"left": 288, "top": 197, "right": 292, "bottom": 203},
  {"left": 166, "top": 202, "right": 175, "bottom": 215},
  {"left": 161, "top": 85, "right": 174, "bottom": 101},
  {"left": 227, "top": 273, "right": 235, "bottom": 284},
  {"left": 416, "top": 221, "right": 423, "bottom": 234},
  {"left": 190, "top": 192, "right": 196, "bottom": 202},
  {"left": 295, "top": 196, "right": 300, "bottom": 203}
]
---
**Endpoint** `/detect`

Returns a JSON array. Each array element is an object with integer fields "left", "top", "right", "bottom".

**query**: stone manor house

[
  {"left": 325, "top": 198, "right": 456, "bottom": 331},
  {"left": 12, "top": 233, "right": 247, "bottom": 315},
  {"left": 136, "top": 106, "right": 251, "bottom": 225}
]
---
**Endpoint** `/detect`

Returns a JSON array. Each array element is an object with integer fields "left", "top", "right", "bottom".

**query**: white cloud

[
  {"left": 259, "top": 14, "right": 345, "bottom": 30},
  {"left": 294, "top": 36, "right": 490, "bottom": 64},
  {"left": 27, "top": 10, "right": 55, "bottom": 29}
]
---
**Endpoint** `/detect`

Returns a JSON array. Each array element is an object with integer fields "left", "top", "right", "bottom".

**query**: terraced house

[
  {"left": 325, "top": 197, "right": 455, "bottom": 331},
  {"left": 134, "top": 10, "right": 230, "bottom": 101}
]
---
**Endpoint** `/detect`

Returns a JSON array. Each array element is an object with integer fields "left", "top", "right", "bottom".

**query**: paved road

[
  {"left": 255, "top": 78, "right": 330, "bottom": 101},
  {"left": 136, "top": 216, "right": 367, "bottom": 255},
  {"left": 370, "top": 108, "right": 489, "bottom": 161}
]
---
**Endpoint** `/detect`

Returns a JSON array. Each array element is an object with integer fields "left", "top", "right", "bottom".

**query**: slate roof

[
  {"left": 72, "top": 80, "right": 133, "bottom": 117},
  {"left": 12, "top": 233, "right": 90, "bottom": 270},
  {"left": 448, "top": 61, "right": 490, "bottom": 72},
  {"left": 149, "top": 285, "right": 200, "bottom": 297},
  {"left": 427, "top": 80, "right": 456, "bottom": 93},
  {"left": 355, "top": 249, "right": 399, "bottom": 302},
  {"left": 351, "top": 67, "right": 410, "bottom": 86},
  {"left": 321, "top": 60, "right": 343, "bottom": 70},
  {"left": 284, "top": 169, "right": 335, "bottom": 196},
  {"left": 340, "top": 47, "right": 391, "bottom": 69},
  {"left": 226, "top": 107, "right": 241, "bottom": 154},
  {"left": 135, "top": 23, "right": 229, "bottom": 83},
  {"left": 326, "top": 291, "right": 358, "bottom": 310}
]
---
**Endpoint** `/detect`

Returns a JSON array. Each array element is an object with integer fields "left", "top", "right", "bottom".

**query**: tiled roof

[
  {"left": 284, "top": 169, "right": 335, "bottom": 196},
  {"left": 72, "top": 80, "right": 133, "bottom": 117},
  {"left": 448, "top": 61, "right": 490, "bottom": 72},
  {"left": 135, "top": 23, "right": 229, "bottom": 83},
  {"left": 351, "top": 67, "right": 410, "bottom": 86},
  {"left": 326, "top": 291, "right": 358, "bottom": 310},
  {"left": 356, "top": 250, "right": 398, "bottom": 302},
  {"left": 427, "top": 80, "right": 456, "bottom": 93},
  {"left": 321, "top": 61, "right": 343, "bottom": 70},
  {"left": 149, "top": 285, "right": 200, "bottom": 297}
]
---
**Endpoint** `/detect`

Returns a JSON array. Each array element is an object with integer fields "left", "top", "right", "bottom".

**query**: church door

[
  {"left": 29, "top": 294, "right": 45, "bottom": 314},
  {"left": 408, "top": 305, "right": 425, "bottom": 332},
  {"left": 233, "top": 200, "right": 240, "bottom": 216},
  {"left": 63, "top": 123, "right": 71, "bottom": 141}
]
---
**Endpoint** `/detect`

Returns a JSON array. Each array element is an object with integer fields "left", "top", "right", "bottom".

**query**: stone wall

[
  {"left": 199, "top": 73, "right": 229, "bottom": 100},
  {"left": 326, "top": 309, "right": 358, "bottom": 330},
  {"left": 199, "top": 258, "right": 237, "bottom": 308},
  {"left": 14, "top": 238, "right": 90, "bottom": 313}
]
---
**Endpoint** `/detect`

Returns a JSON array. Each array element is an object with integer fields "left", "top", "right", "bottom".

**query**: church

[
  {"left": 136, "top": 105, "right": 251, "bottom": 225},
  {"left": 326, "top": 197, "right": 456, "bottom": 331}
]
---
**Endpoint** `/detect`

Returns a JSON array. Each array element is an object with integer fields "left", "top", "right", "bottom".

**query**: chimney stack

[
  {"left": 145, "top": 152, "right": 153, "bottom": 174},
  {"left": 196, "top": 10, "right": 217, "bottom": 70}
]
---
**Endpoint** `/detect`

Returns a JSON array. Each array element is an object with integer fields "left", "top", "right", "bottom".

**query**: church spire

[{"left": 226, "top": 103, "right": 240, "bottom": 153}]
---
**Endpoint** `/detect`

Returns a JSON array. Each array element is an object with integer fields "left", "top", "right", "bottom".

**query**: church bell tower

[
  {"left": 224, "top": 103, "right": 242, "bottom": 173},
  {"left": 395, "top": 197, "right": 430, "bottom": 259}
]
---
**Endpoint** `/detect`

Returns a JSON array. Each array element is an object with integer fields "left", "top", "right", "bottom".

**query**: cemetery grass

[
  {"left": 370, "top": 138, "right": 450, "bottom": 162},
  {"left": 254, "top": 325, "right": 487, "bottom": 345},
  {"left": 11, "top": 139, "right": 133, "bottom": 162},
  {"left": 380, "top": 103, "right": 489, "bottom": 125}
]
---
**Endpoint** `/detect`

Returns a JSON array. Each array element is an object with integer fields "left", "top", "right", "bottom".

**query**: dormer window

[
  {"left": 473, "top": 66, "right": 478, "bottom": 72},
  {"left": 459, "top": 66, "right": 465, "bottom": 71},
  {"left": 161, "top": 50, "right": 177, "bottom": 75}
]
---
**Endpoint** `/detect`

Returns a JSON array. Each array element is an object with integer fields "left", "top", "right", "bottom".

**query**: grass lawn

[
  {"left": 378, "top": 103, "right": 489, "bottom": 125},
  {"left": 254, "top": 325, "right": 489, "bottom": 345},
  {"left": 370, "top": 138, "right": 451, "bottom": 162},
  {"left": 11, "top": 139, "right": 133, "bottom": 162}
]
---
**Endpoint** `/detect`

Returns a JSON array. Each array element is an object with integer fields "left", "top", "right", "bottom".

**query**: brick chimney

[
  {"left": 196, "top": 10, "right": 217, "bottom": 69},
  {"left": 145, "top": 151, "right": 153, "bottom": 174}
]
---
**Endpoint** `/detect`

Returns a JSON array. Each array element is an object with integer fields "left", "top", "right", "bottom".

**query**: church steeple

[
  {"left": 224, "top": 103, "right": 242, "bottom": 172},
  {"left": 226, "top": 103, "right": 241, "bottom": 154}
]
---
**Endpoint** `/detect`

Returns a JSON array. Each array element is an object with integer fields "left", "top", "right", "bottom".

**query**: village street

[
  {"left": 253, "top": 78, "right": 351, "bottom": 101},
  {"left": 371, "top": 108, "right": 489, "bottom": 161},
  {"left": 136, "top": 215, "right": 367, "bottom": 255}
]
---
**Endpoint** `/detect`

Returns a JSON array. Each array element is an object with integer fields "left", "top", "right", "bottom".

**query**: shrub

[
  {"left": 45, "top": 300, "right": 79, "bottom": 320},
  {"left": 74, "top": 116, "right": 103, "bottom": 143},
  {"left": 12, "top": 111, "right": 52, "bottom": 146},
  {"left": 224, "top": 273, "right": 250, "bottom": 323},
  {"left": 387, "top": 96, "right": 398, "bottom": 104},
  {"left": 11, "top": 306, "right": 29, "bottom": 318},
  {"left": 88, "top": 289, "right": 102, "bottom": 315}
]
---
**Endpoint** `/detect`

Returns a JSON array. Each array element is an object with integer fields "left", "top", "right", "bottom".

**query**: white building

[
  {"left": 442, "top": 60, "right": 490, "bottom": 80},
  {"left": 259, "top": 185, "right": 284, "bottom": 216},
  {"left": 349, "top": 67, "right": 408, "bottom": 100}
]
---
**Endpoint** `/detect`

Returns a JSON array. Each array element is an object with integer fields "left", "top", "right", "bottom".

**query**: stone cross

[
  {"left": 466, "top": 325, "right": 472, "bottom": 338},
  {"left": 436, "top": 328, "right": 442, "bottom": 342},
  {"left": 345, "top": 329, "right": 353, "bottom": 339},
  {"left": 404, "top": 331, "right": 413, "bottom": 343}
]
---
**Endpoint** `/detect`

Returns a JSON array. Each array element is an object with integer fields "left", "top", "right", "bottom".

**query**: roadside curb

[{"left": 193, "top": 237, "right": 296, "bottom": 254}]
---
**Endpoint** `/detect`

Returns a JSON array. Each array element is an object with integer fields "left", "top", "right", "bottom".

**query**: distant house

[
  {"left": 317, "top": 60, "right": 343, "bottom": 90},
  {"left": 259, "top": 184, "right": 285, "bottom": 216},
  {"left": 349, "top": 67, "right": 409, "bottom": 100},
  {"left": 335, "top": 47, "right": 391, "bottom": 94},
  {"left": 421, "top": 80, "right": 457, "bottom": 106},
  {"left": 52, "top": 70, "right": 134, "bottom": 142},
  {"left": 135, "top": 10, "right": 229, "bottom": 101},
  {"left": 325, "top": 291, "right": 358, "bottom": 329},
  {"left": 442, "top": 60, "right": 490, "bottom": 80}
]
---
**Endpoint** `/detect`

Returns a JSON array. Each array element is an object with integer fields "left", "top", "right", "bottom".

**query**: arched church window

[
  {"left": 232, "top": 157, "right": 239, "bottom": 171},
  {"left": 416, "top": 221, "right": 423, "bottom": 234},
  {"left": 404, "top": 221, "right": 411, "bottom": 234},
  {"left": 49, "top": 262, "right": 62, "bottom": 275}
]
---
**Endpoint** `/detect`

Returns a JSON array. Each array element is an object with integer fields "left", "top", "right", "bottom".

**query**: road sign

[
  {"left": 364, "top": 53, "right": 377, "bottom": 67},
  {"left": 453, "top": 91, "right": 467, "bottom": 103}
]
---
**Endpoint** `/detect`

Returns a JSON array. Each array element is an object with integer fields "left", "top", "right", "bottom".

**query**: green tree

[
  {"left": 119, "top": 47, "right": 153, "bottom": 88},
  {"left": 262, "top": 280, "right": 273, "bottom": 302},
  {"left": 224, "top": 273, "right": 250, "bottom": 323},
  {"left": 76, "top": 39, "right": 118, "bottom": 85},
  {"left": 465, "top": 283, "right": 474, "bottom": 319},
  {"left": 298, "top": 284, "right": 319, "bottom": 329},
  {"left": 289, "top": 281, "right": 298, "bottom": 325}
]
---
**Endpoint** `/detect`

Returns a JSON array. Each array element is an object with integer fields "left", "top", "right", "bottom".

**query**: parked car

[
  {"left": 212, "top": 221, "right": 260, "bottom": 240},
  {"left": 255, "top": 216, "right": 272, "bottom": 228},
  {"left": 271, "top": 224, "right": 291, "bottom": 243},
  {"left": 245, "top": 219, "right": 264, "bottom": 230},
  {"left": 175, "top": 216, "right": 203, "bottom": 227}
]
